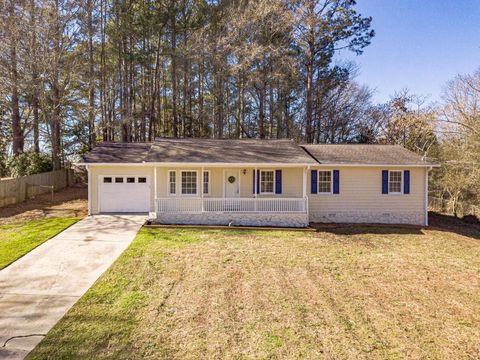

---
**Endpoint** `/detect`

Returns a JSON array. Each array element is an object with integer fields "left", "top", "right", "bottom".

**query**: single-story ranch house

[{"left": 79, "top": 138, "right": 436, "bottom": 227}]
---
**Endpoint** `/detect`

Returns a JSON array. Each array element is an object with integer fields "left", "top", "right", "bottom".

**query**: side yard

[
  {"left": 0, "top": 186, "right": 87, "bottom": 269},
  {"left": 0, "top": 218, "right": 79, "bottom": 269},
  {"left": 28, "top": 220, "right": 480, "bottom": 359}
]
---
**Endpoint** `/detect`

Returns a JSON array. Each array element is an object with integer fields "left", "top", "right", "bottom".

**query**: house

[{"left": 79, "top": 138, "right": 436, "bottom": 227}]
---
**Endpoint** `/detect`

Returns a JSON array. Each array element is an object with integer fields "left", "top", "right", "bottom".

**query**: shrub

[{"left": 7, "top": 152, "right": 53, "bottom": 178}]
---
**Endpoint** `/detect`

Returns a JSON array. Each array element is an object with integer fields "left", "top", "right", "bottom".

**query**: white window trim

[
  {"left": 259, "top": 169, "right": 275, "bottom": 195},
  {"left": 317, "top": 169, "right": 333, "bottom": 195},
  {"left": 203, "top": 170, "right": 211, "bottom": 195},
  {"left": 180, "top": 170, "right": 199, "bottom": 196},
  {"left": 168, "top": 170, "right": 177, "bottom": 196},
  {"left": 388, "top": 170, "right": 403, "bottom": 195}
]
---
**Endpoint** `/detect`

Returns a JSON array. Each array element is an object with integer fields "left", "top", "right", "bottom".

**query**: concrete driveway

[{"left": 0, "top": 214, "right": 146, "bottom": 359}]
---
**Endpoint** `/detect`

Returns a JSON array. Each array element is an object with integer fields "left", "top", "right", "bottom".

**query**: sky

[{"left": 336, "top": 0, "right": 480, "bottom": 104}]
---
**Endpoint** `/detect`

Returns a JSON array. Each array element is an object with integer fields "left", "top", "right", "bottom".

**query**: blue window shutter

[
  {"left": 333, "top": 170, "right": 340, "bottom": 194},
  {"left": 311, "top": 170, "right": 317, "bottom": 194},
  {"left": 253, "top": 170, "right": 260, "bottom": 194},
  {"left": 275, "top": 170, "right": 282, "bottom": 194},
  {"left": 382, "top": 170, "right": 389, "bottom": 194},
  {"left": 257, "top": 170, "right": 260, "bottom": 194},
  {"left": 404, "top": 170, "right": 410, "bottom": 194}
]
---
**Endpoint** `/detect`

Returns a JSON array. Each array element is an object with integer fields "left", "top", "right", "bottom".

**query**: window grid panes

[
  {"left": 181, "top": 171, "right": 197, "bottom": 195},
  {"left": 169, "top": 171, "right": 176, "bottom": 195},
  {"left": 260, "top": 171, "right": 274, "bottom": 193},
  {"left": 389, "top": 171, "right": 402, "bottom": 193},
  {"left": 203, "top": 171, "right": 209, "bottom": 194},
  {"left": 318, "top": 171, "right": 332, "bottom": 193}
]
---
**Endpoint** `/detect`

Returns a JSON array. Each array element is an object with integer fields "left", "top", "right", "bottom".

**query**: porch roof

[
  {"left": 81, "top": 138, "right": 316, "bottom": 165},
  {"left": 146, "top": 138, "right": 316, "bottom": 164}
]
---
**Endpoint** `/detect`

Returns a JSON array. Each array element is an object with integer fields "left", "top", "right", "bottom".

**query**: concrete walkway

[{"left": 0, "top": 215, "right": 146, "bottom": 359}]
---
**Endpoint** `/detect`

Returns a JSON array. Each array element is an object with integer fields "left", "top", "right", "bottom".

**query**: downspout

[
  {"left": 86, "top": 165, "right": 92, "bottom": 216},
  {"left": 425, "top": 166, "right": 431, "bottom": 226}
]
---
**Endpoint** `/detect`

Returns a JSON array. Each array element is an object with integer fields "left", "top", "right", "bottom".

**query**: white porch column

[
  {"left": 254, "top": 167, "right": 258, "bottom": 211},
  {"left": 302, "top": 167, "right": 307, "bottom": 198},
  {"left": 201, "top": 166, "right": 204, "bottom": 212},
  {"left": 154, "top": 167, "right": 158, "bottom": 214},
  {"left": 303, "top": 166, "right": 309, "bottom": 214}
]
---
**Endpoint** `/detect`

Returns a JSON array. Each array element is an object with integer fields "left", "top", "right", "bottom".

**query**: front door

[{"left": 225, "top": 170, "right": 240, "bottom": 198}]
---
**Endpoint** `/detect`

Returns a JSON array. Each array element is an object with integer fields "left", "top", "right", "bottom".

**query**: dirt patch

[{"left": 0, "top": 186, "right": 87, "bottom": 225}]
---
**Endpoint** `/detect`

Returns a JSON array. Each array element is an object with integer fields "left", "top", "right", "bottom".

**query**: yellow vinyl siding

[
  {"left": 157, "top": 167, "right": 303, "bottom": 199},
  {"left": 156, "top": 167, "right": 223, "bottom": 198},
  {"left": 308, "top": 166, "right": 426, "bottom": 216},
  {"left": 239, "top": 167, "right": 303, "bottom": 198}
]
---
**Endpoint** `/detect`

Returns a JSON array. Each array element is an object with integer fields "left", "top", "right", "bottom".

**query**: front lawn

[
  {"left": 29, "top": 225, "right": 480, "bottom": 359},
  {"left": 0, "top": 217, "right": 80, "bottom": 269}
]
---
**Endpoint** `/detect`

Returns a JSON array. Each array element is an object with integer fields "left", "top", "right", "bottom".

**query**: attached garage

[{"left": 98, "top": 175, "right": 150, "bottom": 213}]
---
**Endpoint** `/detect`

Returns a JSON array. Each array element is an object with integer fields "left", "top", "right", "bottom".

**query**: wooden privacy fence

[{"left": 0, "top": 169, "right": 73, "bottom": 208}]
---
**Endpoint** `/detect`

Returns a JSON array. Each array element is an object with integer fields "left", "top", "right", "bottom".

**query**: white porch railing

[{"left": 156, "top": 197, "right": 307, "bottom": 213}]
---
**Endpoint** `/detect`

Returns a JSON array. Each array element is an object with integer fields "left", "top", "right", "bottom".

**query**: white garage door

[{"left": 99, "top": 175, "right": 150, "bottom": 213}]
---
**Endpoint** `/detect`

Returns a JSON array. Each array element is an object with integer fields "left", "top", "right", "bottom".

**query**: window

[
  {"left": 127, "top": 177, "right": 135, "bottom": 183},
  {"left": 181, "top": 171, "right": 197, "bottom": 195},
  {"left": 115, "top": 177, "right": 123, "bottom": 183},
  {"left": 103, "top": 177, "right": 112, "bottom": 183},
  {"left": 318, "top": 170, "right": 332, "bottom": 193},
  {"left": 389, "top": 170, "right": 402, "bottom": 194},
  {"left": 168, "top": 171, "right": 176, "bottom": 195},
  {"left": 260, "top": 170, "right": 274, "bottom": 194},
  {"left": 203, "top": 171, "right": 210, "bottom": 195},
  {"left": 138, "top": 177, "right": 147, "bottom": 183}
]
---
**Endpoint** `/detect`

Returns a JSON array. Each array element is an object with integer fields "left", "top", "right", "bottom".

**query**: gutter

[{"left": 75, "top": 162, "right": 438, "bottom": 168}]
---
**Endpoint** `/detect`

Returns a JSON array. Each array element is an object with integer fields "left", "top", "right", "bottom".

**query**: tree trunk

[
  {"left": 9, "top": 0, "right": 23, "bottom": 155},
  {"left": 29, "top": 0, "right": 40, "bottom": 153},
  {"left": 87, "top": 0, "right": 96, "bottom": 149},
  {"left": 171, "top": 19, "right": 178, "bottom": 137},
  {"left": 305, "top": 60, "right": 314, "bottom": 143},
  {"left": 51, "top": 0, "right": 62, "bottom": 170}
]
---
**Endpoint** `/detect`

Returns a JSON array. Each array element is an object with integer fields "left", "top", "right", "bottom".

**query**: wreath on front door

[{"left": 228, "top": 175, "right": 236, "bottom": 183}]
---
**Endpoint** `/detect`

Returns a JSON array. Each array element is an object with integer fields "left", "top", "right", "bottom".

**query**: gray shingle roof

[
  {"left": 301, "top": 144, "right": 435, "bottom": 166},
  {"left": 80, "top": 140, "right": 435, "bottom": 166},
  {"left": 146, "top": 138, "right": 317, "bottom": 164},
  {"left": 81, "top": 138, "right": 317, "bottom": 164},
  {"left": 81, "top": 142, "right": 151, "bottom": 163}
]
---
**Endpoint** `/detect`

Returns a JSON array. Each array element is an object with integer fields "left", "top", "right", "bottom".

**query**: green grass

[
  {"left": 0, "top": 217, "right": 80, "bottom": 269},
  {"left": 28, "top": 226, "right": 480, "bottom": 359}
]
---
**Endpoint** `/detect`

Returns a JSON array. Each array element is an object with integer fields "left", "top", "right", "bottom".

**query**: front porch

[
  {"left": 151, "top": 165, "right": 309, "bottom": 227},
  {"left": 154, "top": 197, "right": 308, "bottom": 227},
  {"left": 156, "top": 197, "right": 307, "bottom": 213}
]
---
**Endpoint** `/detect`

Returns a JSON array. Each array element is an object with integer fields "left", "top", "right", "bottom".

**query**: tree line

[{"left": 0, "top": 0, "right": 374, "bottom": 168}]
